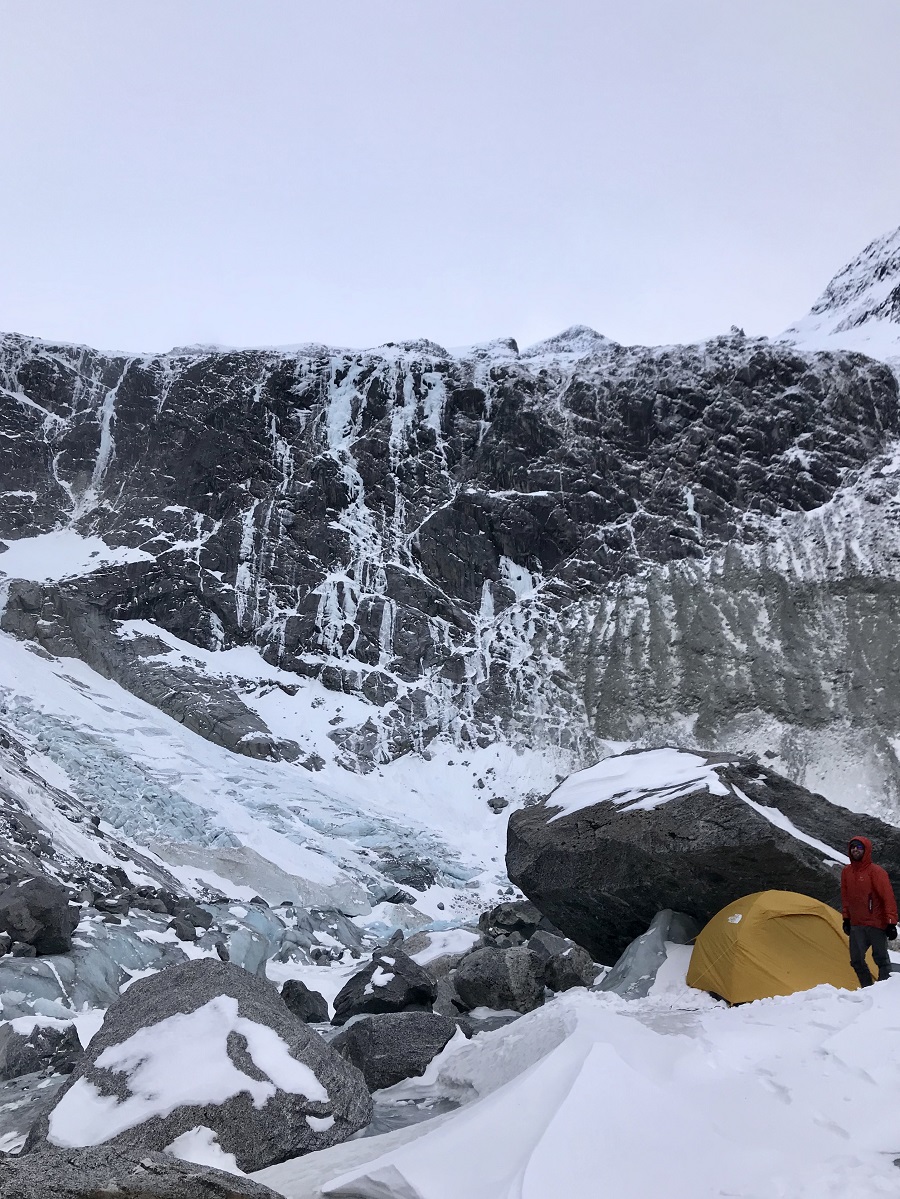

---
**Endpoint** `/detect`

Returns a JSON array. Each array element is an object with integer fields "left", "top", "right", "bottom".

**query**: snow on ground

[{"left": 256, "top": 968, "right": 900, "bottom": 1199}]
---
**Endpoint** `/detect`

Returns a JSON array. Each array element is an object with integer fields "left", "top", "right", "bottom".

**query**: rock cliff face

[{"left": 2, "top": 232, "right": 900, "bottom": 804}]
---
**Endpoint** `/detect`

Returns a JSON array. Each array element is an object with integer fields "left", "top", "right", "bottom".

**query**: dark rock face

[
  {"left": 507, "top": 748, "right": 900, "bottom": 963},
  {"left": 0, "top": 876, "right": 79, "bottom": 955},
  {"left": 331, "top": 949, "right": 437, "bottom": 1026},
  {"left": 330, "top": 1012, "right": 458, "bottom": 1092},
  {"left": 2, "top": 330, "right": 898, "bottom": 772},
  {"left": 26, "top": 958, "right": 371, "bottom": 1173},
  {"left": 478, "top": 900, "right": 547, "bottom": 942},
  {"left": 280, "top": 978, "right": 329, "bottom": 1023},
  {"left": 0, "top": 1021, "right": 82, "bottom": 1082},
  {"left": 527, "top": 931, "right": 597, "bottom": 992},
  {"left": 0, "top": 1146, "right": 282, "bottom": 1198},
  {"left": 452, "top": 946, "right": 545, "bottom": 1014}
]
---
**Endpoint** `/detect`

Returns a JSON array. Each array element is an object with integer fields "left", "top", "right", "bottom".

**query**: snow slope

[
  {"left": 783, "top": 225, "right": 900, "bottom": 370},
  {"left": 0, "top": 628, "right": 563, "bottom": 920},
  {"left": 257, "top": 974, "right": 900, "bottom": 1199}
]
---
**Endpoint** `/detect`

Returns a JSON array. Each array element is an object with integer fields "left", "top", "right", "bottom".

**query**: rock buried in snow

[
  {"left": 24, "top": 958, "right": 371, "bottom": 1173},
  {"left": 0, "top": 875, "right": 79, "bottom": 955},
  {"left": 507, "top": 747, "right": 900, "bottom": 963},
  {"left": 453, "top": 946, "right": 545, "bottom": 1014},
  {"left": 331, "top": 949, "right": 437, "bottom": 1026},
  {"left": 330, "top": 1012, "right": 458, "bottom": 1092},
  {"left": 280, "top": 978, "right": 329, "bottom": 1023},
  {"left": 0, "top": 1145, "right": 283, "bottom": 1198}
]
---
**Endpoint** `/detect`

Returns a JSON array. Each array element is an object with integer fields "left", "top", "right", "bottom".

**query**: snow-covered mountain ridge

[
  {"left": 783, "top": 225, "right": 900, "bottom": 368},
  {"left": 2, "top": 226, "right": 900, "bottom": 906}
]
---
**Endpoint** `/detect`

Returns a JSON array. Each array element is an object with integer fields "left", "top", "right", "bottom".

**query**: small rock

[
  {"left": 453, "top": 946, "right": 545, "bottom": 1014},
  {"left": 0, "top": 875, "right": 80, "bottom": 955},
  {"left": 169, "top": 918, "right": 198, "bottom": 942},
  {"left": 281, "top": 979, "right": 329, "bottom": 1024}
]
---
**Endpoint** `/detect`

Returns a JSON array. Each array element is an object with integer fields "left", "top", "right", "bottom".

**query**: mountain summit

[{"left": 783, "top": 224, "right": 900, "bottom": 366}]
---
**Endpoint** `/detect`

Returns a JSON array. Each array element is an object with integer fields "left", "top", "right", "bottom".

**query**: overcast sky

[{"left": 1, "top": 1, "right": 898, "bottom": 354}]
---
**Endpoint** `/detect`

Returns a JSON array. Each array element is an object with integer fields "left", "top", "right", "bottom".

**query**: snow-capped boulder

[
  {"left": 331, "top": 949, "right": 437, "bottom": 1026},
  {"left": 402, "top": 927, "right": 483, "bottom": 981},
  {"left": 25, "top": 958, "right": 371, "bottom": 1173},
  {"left": 597, "top": 910, "right": 700, "bottom": 1000},
  {"left": 330, "top": 1012, "right": 459, "bottom": 1092},
  {"left": 0, "top": 1145, "right": 283, "bottom": 1198},
  {"left": 507, "top": 747, "right": 900, "bottom": 963},
  {"left": 0, "top": 1019, "right": 82, "bottom": 1082},
  {"left": 280, "top": 979, "right": 329, "bottom": 1024},
  {"left": 453, "top": 946, "right": 545, "bottom": 1014},
  {"left": 0, "top": 875, "right": 79, "bottom": 956}
]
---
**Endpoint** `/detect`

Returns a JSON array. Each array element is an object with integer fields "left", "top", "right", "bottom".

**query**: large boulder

[
  {"left": 453, "top": 946, "right": 545, "bottom": 1014},
  {"left": 331, "top": 949, "right": 437, "bottom": 1026},
  {"left": 507, "top": 747, "right": 900, "bottom": 963},
  {"left": 330, "top": 1012, "right": 458, "bottom": 1092},
  {"left": 0, "top": 1145, "right": 282, "bottom": 1198},
  {"left": 24, "top": 958, "right": 371, "bottom": 1173},
  {"left": 0, "top": 876, "right": 79, "bottom": 955}
]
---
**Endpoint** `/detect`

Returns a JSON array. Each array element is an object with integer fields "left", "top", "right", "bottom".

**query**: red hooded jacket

[{"left": 841, "top": 835, "right": 898, "bottom": 928}]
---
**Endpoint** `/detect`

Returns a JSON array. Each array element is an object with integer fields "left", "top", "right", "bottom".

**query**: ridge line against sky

[{"left": 1, "top": 0, "right": 898, "bottom": 354}]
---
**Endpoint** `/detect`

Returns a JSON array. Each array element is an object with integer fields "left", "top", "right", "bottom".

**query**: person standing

[{"left": 841, "top": 835, "right": 898, "bottom": 986}]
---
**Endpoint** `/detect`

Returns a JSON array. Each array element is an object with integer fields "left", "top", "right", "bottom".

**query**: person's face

[{"left": 849, "top": 842, "right": 865, "bottom": 861}]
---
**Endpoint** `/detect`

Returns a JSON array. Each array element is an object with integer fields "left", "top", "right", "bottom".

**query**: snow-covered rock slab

[
  {"left": 310, "top": 984, "right": 900, "bottom": 1199},
  {"left": 507, "top": 747, "right": 900, "bottom": 962},
  {"left": 24, "top": 959, "right": 372, "bottom": 1173}
]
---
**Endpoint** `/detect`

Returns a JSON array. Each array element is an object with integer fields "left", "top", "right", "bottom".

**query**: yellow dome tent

[{"left": 686, "top": 890, "right": 874, "bottom": 1004}]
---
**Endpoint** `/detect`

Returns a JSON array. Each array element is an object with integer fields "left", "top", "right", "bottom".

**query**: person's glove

[
  {"left": 842, "top": 918, "right": 851, "bottom": 936},
  {"left": 886, "top": 924, "right": 898, "bottom": 941}
]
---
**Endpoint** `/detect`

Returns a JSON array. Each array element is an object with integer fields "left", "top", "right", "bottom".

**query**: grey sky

[{"left": 1, "top": 1, "right": 898, "bottom": 354}]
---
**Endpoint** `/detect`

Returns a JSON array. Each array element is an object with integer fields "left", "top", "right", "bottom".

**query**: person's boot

[{"left": 854, "top": 966, "right": 874, "bottom": 987}]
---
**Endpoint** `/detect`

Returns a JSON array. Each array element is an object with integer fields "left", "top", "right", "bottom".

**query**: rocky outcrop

[
  {"left": 25, "top": 958, "right": 372, "bottom": 1172},
  {"left": 2, "top": 323, "right": 898, "bottom": 778},
  {"left": 0, "top": 1146, "right": 283, "bottom": 1199},
  {"left": 506, "top": 747, "right": 900, "bottom": 963},
  {"left": 330, "top": 1012, "right": 458, "bottom": 1092}
]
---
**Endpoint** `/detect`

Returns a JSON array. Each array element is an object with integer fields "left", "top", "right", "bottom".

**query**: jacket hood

[{"left": 848, "top": 834, "right": 873, "bottom": 866}]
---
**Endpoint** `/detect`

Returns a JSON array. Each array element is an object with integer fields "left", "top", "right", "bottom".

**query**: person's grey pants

[{"left": 849, "top": 925, "right": 892, "bottom": 986}]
